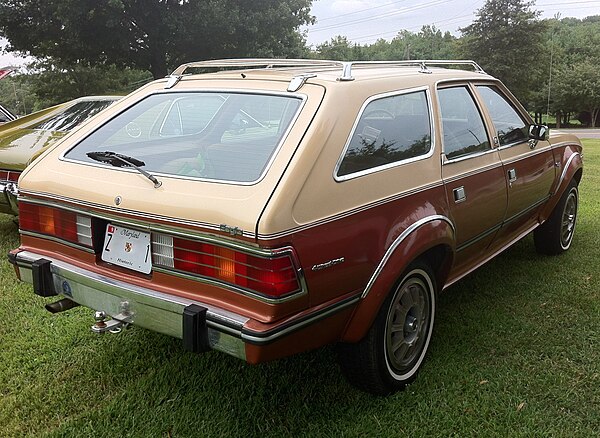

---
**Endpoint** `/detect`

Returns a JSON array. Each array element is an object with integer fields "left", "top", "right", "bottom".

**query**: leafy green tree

[
  {"left": 459, "top": 0, "right": 547, "bottom": 102},
  {"left": 553, "top": 61, "right": 600, "bottom": 127},
  {"left": 27, "top": 60, "right": 152, "bottom": 110},
  {"left": 313, "top": 36, "right": 363, "bottom": 61},
  {"left": 0, "top": 75, "right": 35, "bottom": 115},
  {"left": 0, "top": 0, "right": 314, "bottom": 79}
]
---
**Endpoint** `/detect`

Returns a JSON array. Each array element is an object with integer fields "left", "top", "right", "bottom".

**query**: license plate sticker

[{"left": 101, "top": 224, "right": 152, "bottom": 274}]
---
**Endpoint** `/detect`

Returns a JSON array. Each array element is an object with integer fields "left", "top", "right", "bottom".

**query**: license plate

[{"left": 101, "top": 224, "right": 152, "bottom": 274}]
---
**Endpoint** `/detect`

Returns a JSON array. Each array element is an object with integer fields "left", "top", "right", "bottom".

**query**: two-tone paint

[{"left": 9, "top": 64, "right": 583, "bottom": 364}]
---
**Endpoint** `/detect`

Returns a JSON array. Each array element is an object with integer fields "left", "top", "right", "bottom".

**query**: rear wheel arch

[{"left": 341, "top": 218, "right": 455, "bottom": 343}]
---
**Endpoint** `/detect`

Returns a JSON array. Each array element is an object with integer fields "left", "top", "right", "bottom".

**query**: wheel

[
  {"left": 534, "top": 180, "right": 579, "bottom": 255},
  {"left": 337, "top": 262, "right": 436, "bottom": 395}
]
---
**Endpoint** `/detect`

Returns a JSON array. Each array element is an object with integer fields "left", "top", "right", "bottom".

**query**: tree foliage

[
  {"left": 459, "top": 0, "right": 546, "bottom": 102},
  {"left": 313, "top": 26, "right": 458, "bottom": 61},
  {"left": 0, "top": 0, "right": 314, "bottom": 79}
]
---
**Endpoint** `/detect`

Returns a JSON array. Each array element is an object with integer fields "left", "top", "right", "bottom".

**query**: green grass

[{"left": 1, "top": 140, "right": 599, "bottom": 437}]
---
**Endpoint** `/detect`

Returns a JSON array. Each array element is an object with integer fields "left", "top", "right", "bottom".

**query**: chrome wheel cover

[
  {"left": 384, "top": 270, "right": 433, "bottom": 379},
  {"left": 560, "top": 188, "right": 578, "bottom": 250}
]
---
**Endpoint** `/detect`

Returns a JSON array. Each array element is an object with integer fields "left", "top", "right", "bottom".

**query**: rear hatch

[{"left": 19, "top": 79, "right": 325, "bottom": 240}]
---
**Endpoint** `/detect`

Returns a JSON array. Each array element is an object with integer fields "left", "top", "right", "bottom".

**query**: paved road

[{"left": 554, "top": 128, "right": 600, "bottom": 139}]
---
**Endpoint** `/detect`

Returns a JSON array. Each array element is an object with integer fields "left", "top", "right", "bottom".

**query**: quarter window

[
  {"left": 337, "top": 90, "right": 432, "bottom": 178},
  {"left": 438, "top": 87, "right": 490, "bottom": 160},
  {"left": 476, "top": 85, "right": 528, "bottom": 146}
]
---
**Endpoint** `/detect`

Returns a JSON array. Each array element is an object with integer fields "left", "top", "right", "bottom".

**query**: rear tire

[
  {"left": 534, "top": 180, "right": 579, "bottom": 255},
  {"left": 337, "top": 262, "right": 436, "bottom": 395}
]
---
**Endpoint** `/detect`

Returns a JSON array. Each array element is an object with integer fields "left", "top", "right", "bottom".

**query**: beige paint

[{"left": 20, "top": 65, "right": 497, "bottom": 238}]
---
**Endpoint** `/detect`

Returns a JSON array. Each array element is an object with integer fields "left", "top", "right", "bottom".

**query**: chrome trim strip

[
  {"left": 59, "top": 89, "right": 308, "bottom": 187},
  {"left": 444, "top": 222, "right": 538, "bottom": 290},
  {"left": 18, "top": 193, "right": 254, "bottom": 238},
  {"left": 499, "top": 145, "right": 553, "bottom": 165},
  {"left": 456, "top": 194, "right": 551, "bottom": 254},
  {"left": 152, "top": 266, "right": 306, "bottom": 305},
  {"left": 442, "top": 162, "right": 503, "bottom": 184},
  {"left": 556, "top": 152, "right": 581, "bottom": 193},
  {"left": 241, "top": 294, "right": 361, "bottom": 344},
  {"left": 14, "top": 249, "right": 356, "bottom": 347},
  {"left": 456, "top": 223, "right": 502, "bottom": 252},
  {"left": 19, "top": 230, "right": 96, "bottom": 254},
  {"left": 503, "top": 195, "right": 551, "bottom": 225},
  {"left": 258, "top": 180, "right": 444, "bottom": 239},
  {"left": 333, "top": 86, "right": 436, "bottom": 182},
  {"left": 18, "top": 197, "right": 308, "bottom": 304},
  {"left": 361, "top": 215, "right": 455, "bottom": 299},
  {"left": 14, "top": 250, "right": 249, "bottom": 331},
  {"left": 442, "top": 147, "right": 497, "bottom": 165}
]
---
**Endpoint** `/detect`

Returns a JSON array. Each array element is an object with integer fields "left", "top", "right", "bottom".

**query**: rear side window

[
  {"left": 64, "top": 92, "right": 302, "bottom": 184},
  {"left": 32, "top": 100, "right": 116, "bottom": 132},
  {"left": 476, "top": 85, "right": 528, "bottom": 146},
  {"left": 336, "top": 89, "right": 432, "bottom": 178},
  {"left": 438, "top": 87, "right": 490, "bottom": 160}
]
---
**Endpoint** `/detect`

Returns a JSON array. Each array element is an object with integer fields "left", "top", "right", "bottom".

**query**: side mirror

[{"left": 528, "top": 124, "right": 549, "bottom": 141}]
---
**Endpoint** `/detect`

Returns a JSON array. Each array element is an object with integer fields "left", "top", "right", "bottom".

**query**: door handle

[
  {"left": 508, "top": 168, "right": 517, "bottom": 187},
  {"left": 453, "top": 186, "right": 466, "bottom": 203}
]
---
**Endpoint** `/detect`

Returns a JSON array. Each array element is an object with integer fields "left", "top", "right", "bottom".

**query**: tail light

[
  {"left": 19, "top": 203, "right": 93, "bottom": 248},
  {"left": 0, "top": 170, "right": 21, "bottom": 183},
  {"left": 152, "top": 233, "right": 302, "bottom": 299}
]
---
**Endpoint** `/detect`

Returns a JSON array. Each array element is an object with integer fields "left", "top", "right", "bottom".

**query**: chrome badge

[{"left": 114, "top": 195, "right": 122, "bottom": 206}]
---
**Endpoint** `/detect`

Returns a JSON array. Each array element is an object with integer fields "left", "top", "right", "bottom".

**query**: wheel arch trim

[{"left": 361, "top": 214, "right": 455, "bottom": 299}]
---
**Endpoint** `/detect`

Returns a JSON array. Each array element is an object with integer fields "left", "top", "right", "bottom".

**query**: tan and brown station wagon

[{"left": 9, "top": 59, "right": 583, "bottom": 395}]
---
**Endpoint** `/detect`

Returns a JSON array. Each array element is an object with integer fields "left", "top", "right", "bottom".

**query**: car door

[
  {"left": 474, "top": 84, "right": 556, "bottom": 241},
  {"left": 438, "top": 84, "right": 508, "bottom": 279}
]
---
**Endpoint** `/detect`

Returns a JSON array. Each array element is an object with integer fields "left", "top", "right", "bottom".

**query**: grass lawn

[{"left": 1, "top": 140, "right": 598, "bottom": 437}]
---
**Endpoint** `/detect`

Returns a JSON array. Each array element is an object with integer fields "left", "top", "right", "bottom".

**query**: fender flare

[
  {"left": 540, "top": 150, "right": 583, "bottom": 223},
  {"left": 341, "top": 215, "right": 455, "bottom": 343}
]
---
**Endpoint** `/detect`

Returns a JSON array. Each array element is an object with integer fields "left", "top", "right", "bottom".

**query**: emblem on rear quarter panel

[
  {"left": 312, "top": 257, "right": 345, "bottom": 271},
  {"left": 114, "top": 196, "right": 122, "bottom": 206}
]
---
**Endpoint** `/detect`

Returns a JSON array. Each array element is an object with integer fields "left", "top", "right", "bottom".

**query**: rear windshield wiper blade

[{"left": 87, "top": 151, "right": 162, "bottom": 188}]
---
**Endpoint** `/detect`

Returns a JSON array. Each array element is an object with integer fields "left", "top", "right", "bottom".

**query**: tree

[
  {"left": 553, "top": 61, "right": 600, "bottom": 127},
  {"left": 0, "top": 0, "right": 314, "bottom": 79},
  {"left": 26, "top": 60, "right": 152, "bottom": 109},
  {"left": 459, "top": 0, "right": 547, "bottom": 102}
]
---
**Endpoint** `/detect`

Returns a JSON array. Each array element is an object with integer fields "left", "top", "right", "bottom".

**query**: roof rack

[{"left": 165, "top": 59, "right": 486, "bottom": 90}]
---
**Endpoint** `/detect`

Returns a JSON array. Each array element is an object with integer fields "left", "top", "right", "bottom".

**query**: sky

[
  {"left": 1, "top": 0, "right": 599, "bottom": 69},
  {"left": 304, "top": 0, "right": 599, "bottom": 46}
]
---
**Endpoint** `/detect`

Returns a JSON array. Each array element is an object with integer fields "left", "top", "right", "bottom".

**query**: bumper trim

[
  {"left": 10, "top": 250, "right": 361, "bottom": 354},
  {"left": 12, "top": 250, "right": 248, "bottom": 360}
]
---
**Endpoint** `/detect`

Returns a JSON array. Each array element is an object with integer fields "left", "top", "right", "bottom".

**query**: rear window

[
  {"left": 64, "top": 92, "right": 303, "bottom": 184},
  {"left": 33, "top": 100, "right": 116, "bottom": 132}
]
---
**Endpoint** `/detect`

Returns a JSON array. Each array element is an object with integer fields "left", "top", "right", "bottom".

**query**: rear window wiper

[{"left": 86, "top": 151, "right": 162, "bottom": 188}]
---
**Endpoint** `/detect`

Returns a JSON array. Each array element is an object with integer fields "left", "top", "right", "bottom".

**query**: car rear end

[{"left": 9, "top": 72, "right": 325, "bottom": 362}]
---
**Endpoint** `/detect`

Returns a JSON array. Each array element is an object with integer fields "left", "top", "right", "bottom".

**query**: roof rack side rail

[
  {"left": 339, "top": 60, "right": 486, "bottom": 79},
  {"left": 170, "top": 58, "right": 346, "bottom": 76}
]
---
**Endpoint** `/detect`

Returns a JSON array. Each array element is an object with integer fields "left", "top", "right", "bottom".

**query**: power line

[
  {"left": 309, "top": 0, "right": 449, "bottom": 32},
  {"left": 316, "top": 0, "right": 414, "bottom": 23}
]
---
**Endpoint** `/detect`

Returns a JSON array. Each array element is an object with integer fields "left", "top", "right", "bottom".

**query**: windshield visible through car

[
  {"left": 63, "top": 92, "right": 303, "bottom": 184},
  {"left": 33, "top": 100, "right": 117, "bottom": 132}
]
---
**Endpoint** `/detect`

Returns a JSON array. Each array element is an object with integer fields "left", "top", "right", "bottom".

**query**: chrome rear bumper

[
  {"left": 0, "top": 181, "right": 18, "bottom": 215},
  {"left": 10, "top": 250, "right": 248, "bottom": 360}
]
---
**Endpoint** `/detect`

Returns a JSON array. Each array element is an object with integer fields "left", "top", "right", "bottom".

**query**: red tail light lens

[
  {"left": 152, "top": 233, "right": 302, "bottom": 299},
  {"left": 19, "top": 203, "right": 93, "bottom": 248},
  {"left": 0, "top": 170, "right": 21, "bottom": 182}
]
